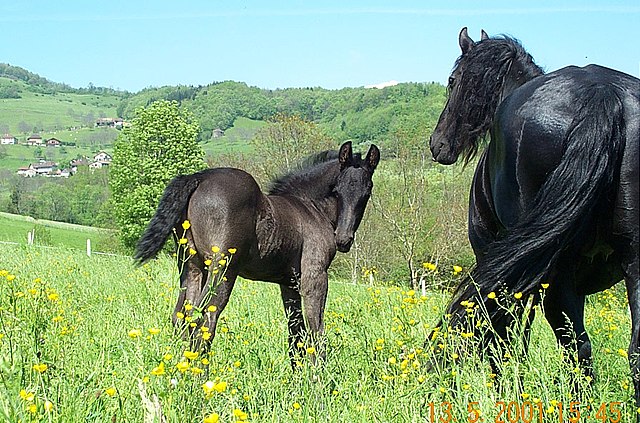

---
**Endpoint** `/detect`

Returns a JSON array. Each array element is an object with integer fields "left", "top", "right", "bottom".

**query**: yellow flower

[
  {"left": 487, "top": 292, "right": 496, "bottom": 299},
  {"left": 128, "top": 329, "right": 142, "bottom": 338},
  {"left": 228, "top": 248, "right": 237, "bottom": 254},
  {"left": 618, "top": 349, "right": 628, "bottom": 358},
  {"left": 202, "top": 332, "right": 212, "bottom": 340},
  {"left": 184, "top": 303, "right": 193, "bottom": 311},
  {"left": 292, "top": 402, "right": 301, "bottom": 410},
  {"left": 514, "top": 292, "right": 523, "bottom": 300},
  {"left": 306, "top": 346, "right": 316, "bottom": 355},
  {"left": 151, "top": 362, "right": 165, "bottom": 376},
  {"left": 204, "top": 259, "right": 212, "bottom": 266},
  {"left": 184, "top": 350, "right": 199, "bottom": 360},
  {"left": 422, "top": 262, "right": 437, "bottom": 271},
  {"left": 44, "top": 400, "right": 53, "bottom": 412},
  {"left": 211, "top": 246, "right": 220, "bottom": 253},
  {"left": 204, "top": 413, "right": 220, "bottom": 423},
  {"left": 207, "top": 305, "right": 217, "bottom": 312},
  {"left": 6, "top": 274, "right": 16, "bottom": 281},
  {"left": 218, "top": 259, "right": 227, "bottom": 266},
  {"left": 28, "top": 288, "right": 37, "bottom": 295},
  {"left": 214, "top": 381, "right": 227, "bottom": 393},
  {"left": 178, "top": 237, "right": 188, "bottom": 245},
  {"left": 19, "top": 390, "right": 35, "bottom": 402},
  {"left": 182, "top": 220, "right": 191, "bottom": 230},
  {"left": 388, "top": 356, "right": 397, "bottom": 365},
  {"left": 33, "top": 363, "right": 48, "bottom": 373},
  {"left": 105, "top": 387, "right": 117, "bottom": 397},
  {"left": 47, "top": 292, "right": 59, "bottom": 301},
  {"left": 453, "top": 265, "right": 463, "bottom": 274},
  {"left": 189, "top": 248, "right": 197, "bottom": 256},
  {"left": 541, "top": 283, "right": 549, "bottom": 289},
  {"left": 148, "top": 327, "right": 161, "bottom": 335},
  {"left": 233, "top": 408, "right": 248, "bottom": 421},
  {"left": 176, "top": 361, "right": 190, "bottom": 373},
  {"left": 28, "top": 404, "right": 37, "bottom": 414},
  {"left": 234, "top": 360, "right": 241, "bottom": 368}
]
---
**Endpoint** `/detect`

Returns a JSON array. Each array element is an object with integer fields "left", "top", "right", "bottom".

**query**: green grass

[
  {"left": 201, "top": 117, "right": 264, "bottom": 157},
  {"left": 0, "top": 77, "right": 121, "bottom": 135},
  {"left": 0, "top": 212, "right": 119, "bottom": 253},
  {"left": 0, "top": 243, "right": 635, "bottom": 422}
]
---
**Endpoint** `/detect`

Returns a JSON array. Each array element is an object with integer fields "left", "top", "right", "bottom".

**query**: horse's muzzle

[{"left": 336, "top": 235, "right": 354, "bottom": 253}]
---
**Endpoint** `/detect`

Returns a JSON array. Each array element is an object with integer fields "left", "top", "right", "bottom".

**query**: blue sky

[{"left": 1, "top": 1, "right": 638, "bottom": 92}]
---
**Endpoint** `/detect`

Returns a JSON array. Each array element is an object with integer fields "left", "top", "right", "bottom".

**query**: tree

[{"left": 109, "top": 100, "right": 206, "bottom": 249}]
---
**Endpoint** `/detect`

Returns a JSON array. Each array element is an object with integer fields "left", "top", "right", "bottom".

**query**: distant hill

[{"left": 0, "top": 63, "right": 447, "bottom": 150}]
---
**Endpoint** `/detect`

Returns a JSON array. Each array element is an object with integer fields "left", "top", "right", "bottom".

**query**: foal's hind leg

[
  {"left": 173, "top": 258, "right": 205, "bottom": 334},
  {"left": 191, "top": 272, "right": 238, "bottom": 351}
]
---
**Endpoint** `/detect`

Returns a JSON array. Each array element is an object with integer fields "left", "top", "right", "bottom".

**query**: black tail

[
  {"left": 448, "top": 84, "right": 625, "bottom": 323},
  {"left": 134, "top": 173, "right": 204, "bottom": 263}
]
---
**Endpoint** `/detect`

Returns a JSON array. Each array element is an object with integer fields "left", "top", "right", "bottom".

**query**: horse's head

[
  {"left": 430, "top": 27, "right": 542, "bottom": 165},
  {"left": 334, "top": 141, "right": 380, "bottom": 252}
]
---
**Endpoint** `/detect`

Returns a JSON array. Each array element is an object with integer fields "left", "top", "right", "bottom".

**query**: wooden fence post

[{"left": 86, "top": 239, "right": 91, "bottom": 257}]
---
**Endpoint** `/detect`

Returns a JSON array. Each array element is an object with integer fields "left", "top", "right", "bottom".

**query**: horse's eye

[{"left": 448, "top": 76, "right": 455, "bottom": 87}]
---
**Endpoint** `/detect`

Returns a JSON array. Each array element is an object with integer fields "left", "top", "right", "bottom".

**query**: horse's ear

[
  {"left": 481, "top": 29, "right": 489, "bottom": 41},
  {"left": 365, "top": 144, "right": 380, "bottom": 173},
  {"left": 338, "top": 141, "right": 353, "bottom": 169},
  {"left": 459, "top": 27, "right": 475, "bottom": 54}
]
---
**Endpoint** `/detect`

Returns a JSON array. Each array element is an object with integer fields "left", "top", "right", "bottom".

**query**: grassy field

[
  {"left": 0, "top": 212, "right": 119, "bottom": 253},
  {"left": 0, "top": 242, "right": 635, "bottom": 422},
  {"left": 0, "top": 77, "right": 120, "bottom": 135}
]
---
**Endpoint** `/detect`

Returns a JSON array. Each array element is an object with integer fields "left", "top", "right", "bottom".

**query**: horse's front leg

[
  {"left": 299, "top": 265, "right": 329, "bottom": 365},
  {"left": 279, "top": 284, "right": 306, "bottom": 368}
]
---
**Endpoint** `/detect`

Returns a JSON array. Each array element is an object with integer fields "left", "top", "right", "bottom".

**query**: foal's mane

[
  {"left": 268, "top": 150, "right": 363, "bottom": 198},
  {"left": 452, "top": 35, "right": 543, "bottom": 164}
]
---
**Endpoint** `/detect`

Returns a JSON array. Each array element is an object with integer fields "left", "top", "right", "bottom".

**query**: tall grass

[{"left": 0, "top": 243, "right": 635, "bottom": 422}]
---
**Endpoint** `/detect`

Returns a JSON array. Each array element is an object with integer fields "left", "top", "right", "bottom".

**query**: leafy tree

[
  {"left": 251, "top": 114, "right": 334, "bottom": 182},
  {"left": 109, "top": 100, "right": 206, "bottom": 249}
]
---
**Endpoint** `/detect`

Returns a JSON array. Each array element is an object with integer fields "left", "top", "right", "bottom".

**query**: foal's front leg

[
  {"left": 280, "top": 284, "right": 306, "bottom": 367},
  {"left": 299, "top": 266, "right": 329, "bottom": 365}
]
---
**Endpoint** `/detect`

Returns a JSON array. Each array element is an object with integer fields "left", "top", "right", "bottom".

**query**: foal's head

[
  {"left": 430, "top": 27, "right": 542, "bottom": 165},
  {"left": 334, "top": 141, "right": 380, "bottom": 252}
]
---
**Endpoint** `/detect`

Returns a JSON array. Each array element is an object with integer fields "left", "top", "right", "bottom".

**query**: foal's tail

[
  {"left": 134, "top": 172, "right": 205, "bottom": 264},
  {"left": 448, "top": 84, "right": 625, "bottom": 322}
]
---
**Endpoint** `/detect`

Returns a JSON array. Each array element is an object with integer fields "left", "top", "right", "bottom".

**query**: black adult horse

[
  {"left": 136, "top": 141, "right": 380, "bottom": 365},
  {"left": 430, "top": 28, "right": 639, "bottom": 408}
]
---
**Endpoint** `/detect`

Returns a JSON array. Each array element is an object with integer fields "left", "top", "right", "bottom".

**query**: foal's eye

[{"left": 448, "top": 76, "right": 455, "bottom": 87}]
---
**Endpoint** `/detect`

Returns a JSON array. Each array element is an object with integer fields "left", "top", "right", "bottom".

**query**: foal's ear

[
  {"left": 338, "top": 141, "right": 353, "bottom": 169},
  {"left": 365, "top": 144, "right": 380, "bottom": 173},
  {"left": 481, "top": 29, "right": 489, "bottom": 41},
  {"left": 459, "top": 27, "right": 474, "bottom": 54}
]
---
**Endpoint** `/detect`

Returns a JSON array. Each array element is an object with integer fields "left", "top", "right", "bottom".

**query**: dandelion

[
  {"left": 33, "top": 363, "right": 48, "bottom": 373},
  {"left": 204, "top": 413, "right": 220, "bottom": 423},
  {"left": 514, "top": 292, "right": 523, "bottom": 300},
  {"left": 128, "top": 329, "right": 142, "bottom": 338},
  {"left": 105, "top": 387, "right": 116, "bottom": 397},
  {"left": 151, "top": 362, "right": 165, "bottom": 376}
]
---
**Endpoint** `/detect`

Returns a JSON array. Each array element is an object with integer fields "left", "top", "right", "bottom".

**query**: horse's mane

[
  {"left": 268, "top": 149, "right": 363, "bottom": 197},
  {"left": 452, "top": 35, "right": 543, "bottom": 164}
]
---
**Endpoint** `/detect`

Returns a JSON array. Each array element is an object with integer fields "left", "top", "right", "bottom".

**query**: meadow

[{"left": 0, "top": 241, "right": 635, "bottom": 422}]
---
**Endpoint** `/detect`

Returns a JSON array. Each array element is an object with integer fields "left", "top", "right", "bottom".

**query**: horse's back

[{"left": 187, "top": 168, "right": 264, "bottom": 256}]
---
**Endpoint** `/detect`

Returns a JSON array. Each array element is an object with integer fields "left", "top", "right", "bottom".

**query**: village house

[
  {"left": 212, "top": 128, "right": 225, "bottom": 138},
  {"left": 95, "top": 117, "right": 125, "bottom": 129},
  {"left": 46, "top": 137, "right": 62, "bottom": 147},
  {"left": 1, "top": 133, "right": 17, "bottom": 145},
  {"left": 26, "top": 134, "right": 43, "bottom": 146},
  {"left": 89, "top": 151, "right": 113, "bottom": 170}
]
